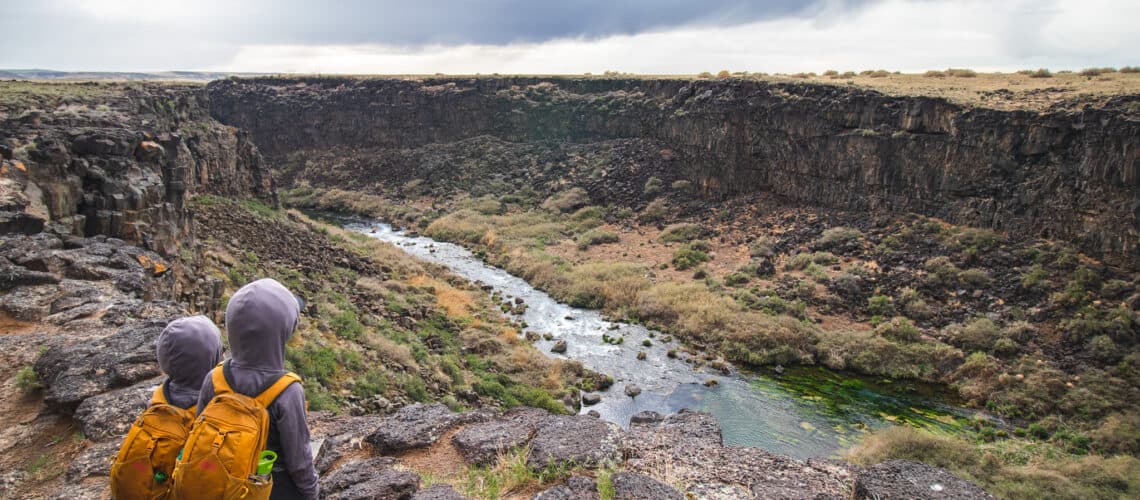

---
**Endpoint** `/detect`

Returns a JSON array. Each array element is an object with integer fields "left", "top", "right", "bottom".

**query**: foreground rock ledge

[{"left": 50, "top": 400, "right": 995, "bottom": 499}]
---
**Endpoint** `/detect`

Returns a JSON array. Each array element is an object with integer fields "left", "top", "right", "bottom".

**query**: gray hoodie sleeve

[{"left": 273, "top": 383, "right": 319, "bottom": 500}]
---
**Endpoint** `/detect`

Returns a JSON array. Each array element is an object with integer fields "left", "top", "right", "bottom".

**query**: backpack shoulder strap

[
  {"left": 254, "top": 372, "right": 302, "bottom": 408},
  {"left": 150, "top": 384, "right": 167, "bottom": 405},
  {"left": 211, "top": 365, "right": 232, "bottom": 395}
]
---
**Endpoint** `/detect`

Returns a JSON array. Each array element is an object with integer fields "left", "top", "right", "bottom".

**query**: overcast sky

[{"left": 2, "top": 0, "right": 1136, "bottom": 74}]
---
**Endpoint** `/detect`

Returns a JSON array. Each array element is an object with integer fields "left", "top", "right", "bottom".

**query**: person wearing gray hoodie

[
  {"left": 156, "top": 315, "right": 223, "bottom": 409},
  {"left": 196, "top": 278, "right": 319, "bottom": 500}
]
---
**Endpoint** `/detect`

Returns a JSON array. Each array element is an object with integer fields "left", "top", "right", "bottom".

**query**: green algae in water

[{"left": 687, "top": 366, "right": 974, "bottom": 458}]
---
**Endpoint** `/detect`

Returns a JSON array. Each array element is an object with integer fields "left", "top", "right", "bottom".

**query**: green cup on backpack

[{"left": 256, "top": 450, "right": 278, "bottom": 475}]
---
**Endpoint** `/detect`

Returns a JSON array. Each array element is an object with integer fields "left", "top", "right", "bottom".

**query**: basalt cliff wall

[
  {"left": 1, "top": 82, "right": 274, "bottom": 256},
  {"left": 207, "top": 77, "right": 1140, "bottom": 269}
]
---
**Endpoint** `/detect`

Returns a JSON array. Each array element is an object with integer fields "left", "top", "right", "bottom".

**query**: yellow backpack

[
  {"left": 171, "top": 365, "right": 301, "bottom": 500},
  {"left": 109, "top": 384, "right": 195, "bottom": 500}
]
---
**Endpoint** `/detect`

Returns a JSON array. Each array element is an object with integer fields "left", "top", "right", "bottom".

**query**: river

[{"left": 348, "top": 220, "right": 970, "bottom": 459}]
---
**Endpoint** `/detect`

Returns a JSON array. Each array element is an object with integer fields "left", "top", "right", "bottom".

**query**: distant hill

[{"left": 0, "top": 69, "right": 262, "bottom": 81}]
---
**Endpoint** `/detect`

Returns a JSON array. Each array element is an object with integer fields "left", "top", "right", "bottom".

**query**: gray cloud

[{"left": 0, "top": 0, "right": 864, "bottom": 70}]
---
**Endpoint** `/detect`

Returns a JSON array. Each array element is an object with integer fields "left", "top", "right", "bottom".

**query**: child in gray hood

[
  {"left": 156, "top": 315, "right": 223, "bottom": 409},
  {"left": 196, "top": 278, "right": 319, "bottom": 500}
]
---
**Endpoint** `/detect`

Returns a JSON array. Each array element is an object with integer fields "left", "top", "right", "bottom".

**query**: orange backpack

[
  {"left": 171, "top": 366, "right": 300, "bottom": 500},
  {"left": 109, "top": 384, "right": 195, "bottom": 500}
]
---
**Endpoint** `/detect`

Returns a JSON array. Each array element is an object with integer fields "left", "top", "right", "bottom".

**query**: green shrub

[
  {"left": 992, "top": 337, "right": 1019, "bottom": 357},
  {"left": 1086, "top": 334, "right": 1119, "bottom": 362},
  {"left": 1091, "top": 412, "right": 1140, "bottom": 454},
  {"left": 1027, "top": 68, "right": 1053, "bottom": 78},
  {"left": 749, "top": 237, "right": 776, "bottom": 258},
  {"left": 672, "top": 241, "right": 711, "bottom": 270},
  {"left": 815, "top": 227, "right": 862, "bottom": 249},
  {"left": 944, "top": 317, "right": 1002, "bottom": 352},
  {"left": 286, "top": 343, "right": 340, "bottom": 384},
  {"left": 305, "top": 384, "right": 340, "bottom": 411},
  {"left": 352, "top": 369, "right": 389, "bottom": 398},
  {"left": 639, "top": 198, "right": 669, "bottom": 222},
  {"left": 897, "top": 288, "right": 932, "bottom": 319},
  {"left": 1062, "top": 305, "right": 1133, "bottom": 344},
  {"left": 570, "top": 206, "right": 605, "bottom": 222},
  {"left": 16, "top": 365, "right": 42, "bottom": 392},
  {"left": 876, "top": 317, "right": 920, "bottom": 342},
  {"left": 1120, "top": 66, "right": 1140, "bottom": 73},
  {"left": 737, "top": 260, "right": 774, "bottom": 278},
  {"left": 1021, "top": 264, "right": 1050, "bottom": 291},
  {"left": 803, "top": 263, "right": 829, "bottom": 282},
  {"left": 643, "top": 177, "right": 664, "bottom": 197},
  {"left": 829, "top": 272, "right": 863, "bottom": 297},
  {"left": 785, "top": 252, "right": 838, "bottom": 271},
  {"left": 400, "top": 375, "right": 430, "bottom": 402},
  {"left": 576, "top": 228, "right": 620, "bottom": 250},
  {"left": 541, "top": 188, "right": 590, "bottom": 213},
  {"left": 724, "top": 272, "right": 750, "bottom": 286},
  {"left": 867, "top": 295, "right": 895, "bottom": 316},
  {"left": 470, "top": 196, "right": 503, "bottom": 215},
  {"left": 959, "top": 268, "right": 991, "bottom": 287},
  {"left": 818, "top": 330, "right": 962, "bottom": 381},
  {"left": 330, "top": 309, "right": 365, "bottom": 340},
  {"left": 659, "top": 223, "right": 703, "bottom": 243},
  {"left": 953, "top": 227, "right": 1004, "bottom": 251}
]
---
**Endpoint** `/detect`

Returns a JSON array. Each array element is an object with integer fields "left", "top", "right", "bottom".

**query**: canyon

[
  {"left": 208, "top": 76, "right": 1140, "bottom": 270},
  {"left": 1, "top": 75, "right": 1139, "bottom": 499}
]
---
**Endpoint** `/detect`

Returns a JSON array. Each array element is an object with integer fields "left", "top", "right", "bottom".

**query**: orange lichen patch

[
  {"left": 13, "top": 161, "right": 26, "bottom": 172},
  {"left": 136, "top": 254, "right": 170, "bottom": 276}
]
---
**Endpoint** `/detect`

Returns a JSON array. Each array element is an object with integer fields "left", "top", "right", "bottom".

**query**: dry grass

[
  {"left": 410, "top": 275, "right": 477, "bottom": 318},
  {"left": 847, "top": 426, "right": 1140, "bottom": 500},
  {"left": 793, "top": 70, "right": 1140, "bottom": 111}
]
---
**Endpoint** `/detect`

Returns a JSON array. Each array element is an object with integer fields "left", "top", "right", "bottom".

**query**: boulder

[
  {"left": 66, "top": 440, "right": 121, "bottom": 481},
  {"left": 366, "top": 403, "right": 495, "bottom": 454},
  {"left": 623, "top": 384, "right": 641, "bottom": 398},
  {"left": 411, "top": 484, "right": 468, "bottom": 500},
  {"left": 320, "top": 457, "right": 419, "bottom": 500},
  {"left": 0, "top": 258, "right": 60, "bottom": 291},
  {"left": 527, "top": 415, "right": 622, "bottom": 470},
  {"left": 621, "top": 410, "right": 850, "bottom": 499},
  {"left": 629, "top": 411, "right": 662, "bottom": 425},
  {"left": 533, "top": 476, "right": 599, "bottom": 500},
  {"left": 73, "top": 378, "right": 158, "bottom": 441},
  {"left": 309, "top": 414, "right": 383, "bottom": 474},
  {"left": 550, "top": 340, "right": 567, "bottom": 353},
  {"left": 34, "top": 319, "right": 168, "bottom": 409},
  {"left": 581, "top": 393, "right": 601, "bottom": 406},
  {"left": 452, "top": 407, "right": 547, "bottom": 466},
  {"left": 611, "top": 472, "right": 683, "bottom": 500},
  {"left": 853, "top": 460, "right": 996, "bottom": 499}
]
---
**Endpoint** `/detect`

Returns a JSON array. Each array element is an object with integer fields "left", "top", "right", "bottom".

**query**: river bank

[{"left": 346, "top": 218, "right": 974, "bottom": 458}]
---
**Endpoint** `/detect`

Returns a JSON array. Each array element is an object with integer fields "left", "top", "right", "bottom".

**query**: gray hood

[
  {"left": 225, "top": 278, "right": 300, "bottom": 373},
  {"left": 156, "top": 315, "right": 223, "bottom": 408}
]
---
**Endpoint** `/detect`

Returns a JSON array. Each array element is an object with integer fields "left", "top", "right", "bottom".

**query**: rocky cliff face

[
  {"left": 1, "top": 82, "right": 274, "bottom": 256},
  {"left": 207, "top": 77, "right": 1140, "bottom": 269}
]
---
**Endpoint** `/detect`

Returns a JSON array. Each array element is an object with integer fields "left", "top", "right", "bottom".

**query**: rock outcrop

[
  {"left": 852, "top": 460, "right": 996, "bottom": 500},
  {"left": 1, "top": 82, "right": 274, "bottom": 256},
  {"left": 207, "top": 77, "right": 1140, "bottom": 269}
]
